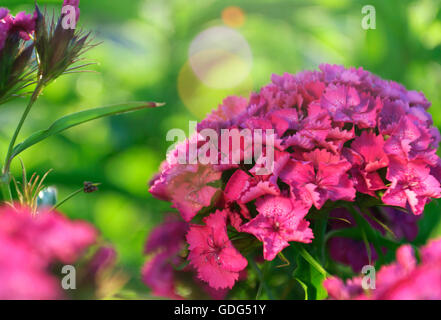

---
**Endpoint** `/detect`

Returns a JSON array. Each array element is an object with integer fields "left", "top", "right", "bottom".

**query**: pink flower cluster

[
  {"left": 149, "top": 64, "right": 441, "bottom": 290},
  {"left": 0, "top": 8, "right": 35, "bottom": 51},
  {"left": 0, "top": 205, "right": 96, "bottom": 299},
  {"left": 325, "top": 237, "right": 441, "bottom": 299}
]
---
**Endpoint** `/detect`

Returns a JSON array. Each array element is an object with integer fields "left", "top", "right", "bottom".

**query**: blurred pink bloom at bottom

[
  {"left": 142, "top": 252, "right": 183, "bottom": 300},
  {"left": 0, "top": 205, "right": 97, "bottom": 300},
  {"left": 325, "top": 238, "right": 441, "bottom": 300}
]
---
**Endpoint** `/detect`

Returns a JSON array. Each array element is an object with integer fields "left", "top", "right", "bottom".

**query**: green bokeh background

[{"left": 2, "top": 0, "right": 441, "bottom": 297}]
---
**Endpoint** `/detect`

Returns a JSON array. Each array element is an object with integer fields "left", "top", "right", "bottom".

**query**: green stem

[
  {"left": 0, "top": 177, "right": 12, "bottom": 202},
  {"left": 52, "top": 188, "right": 83, "bottom": 210},
  {"left": 0, "top": 159, "right": 12, "bottom": 202},
  {"left": 249, "top": 258, "right": 274, "bottom": 300},
  {"left": 3, "top": 81, "right": 44, "bottom": 176},
  {"left": 295, "top": 244, "right": 329, "bottom": 277},
  {"left": 314, "top": 214, "right": 328, "bottom": 264},
  {"left": 344, "top": 203, "right": 385, "bottom": 265},
  {"left": 0, "top": 82, "right": 45, "bottom": 203}
]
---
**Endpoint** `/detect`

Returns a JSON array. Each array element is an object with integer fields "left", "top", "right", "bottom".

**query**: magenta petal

[
  {"left": 186, "top": 211, "right": 247, "bottom": 289},
  {"left": 241, "top": 196, "right": 313, "bottom": 261}
]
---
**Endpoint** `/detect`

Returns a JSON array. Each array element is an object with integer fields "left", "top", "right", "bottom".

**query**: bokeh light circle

[
  {"left": 221, "top": 6, "right": 246, "bottom": 28},
  {"left": 178, "top": 61, "right": 253, "bottom": 120},
  {"left": 188, "top": 26, "right": 253, "bottom": 89}
]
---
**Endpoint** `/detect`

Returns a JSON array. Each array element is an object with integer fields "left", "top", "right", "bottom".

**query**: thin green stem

[
  {"left": 344, "top": 203, "right": 385, "bottom": 265},
  {"left": 0, "top": 82, "right": 45, "bottom": 203},
  {"left": 295, "top": 244, "right": 329, "bottom": 277},
  {"left": 0, "top": 178, "right": 12, "bottom": 202},
  {"left": 3, "top": 81, "right": 44, "bottom": 176},
  {"left": 0, "top": 158, "right": 12, "bottom": 202},
  {"left": 249, "top": 258, "right": 274, "bottom": 300},
  {"left": 52, "top": 188, "right": 83, "bottom": 210}
]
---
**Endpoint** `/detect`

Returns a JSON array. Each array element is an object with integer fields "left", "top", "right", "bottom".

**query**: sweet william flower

[
  {"left": 344, "top": 131, "right": 388, "bottom": 196},
  {"left": 320, "top": 84, "right": 382, "bottom": 128},
  {"left": 382, "top": 156, "right": 441, "bottom": 215},
  {"left": 0, "top": 8, "right": 11, "bottom": 51},
  {"left": 151, "top": 64, "right": 441, "bottom": 221},
  {"left": 142, "top": 215, "right": 242, "bottom": 299},
  {"left": 384, "top": 116, "right": 438, "bottom": 166},
  {"left": 0, "top": 9, "right": 35, "bottom": 45},
  {"left": 201, "top": 96, "right": 248, "bottom": 125},
  {"left": 149, "top": 136, "right": 222, "bottom": 222},
  {"left": 0, "top": 8, "right": 36, "bottom": 104},
  {"left": 241, "top": 196, "right": 313, "bottom": 261},
  {"left": 280, "top": 149, "right": 355, "bottom": 209},
  {"left": 223, "top": 167, "right": 279, "bottom": 206},
  {"left": 149, "top": 64, "right": 441, "bottom": 293},
  {"left": 168, "top": 165, "right": 221, "bottom": 222},
  {"left": 7, "top": 11, "right": 35, "bottom": 41},
  {"left": 186, "top": 210, "right": 247, "bottom": 289},
  {"left": 351, "top": 131, "right": 389, "bottom": 172}
]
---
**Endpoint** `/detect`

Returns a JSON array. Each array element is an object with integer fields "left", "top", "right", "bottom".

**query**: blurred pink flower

[
  {"left": 142, "top": 252, "right": 183, "bottom": 300},
  {"left": 0, "top": 8, "right": 35, "bottom": 50},
  {"left": 325, "top": 238, "right": 441, "bottom": 300},
  {"left": 0, "top": 205, "right": 97, "bottom": 299}
]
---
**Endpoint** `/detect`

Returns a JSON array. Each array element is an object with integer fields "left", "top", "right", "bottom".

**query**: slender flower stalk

[
  {"left": 0, "top": 81, "right": 44, "bottom": 201},
  {"left": 3, "top": 80, "right": 44, "bottom": 174},
  {"left": 52, "top": 181, "right": 100, "bottom": 210},
  {"left": 0, "top": 171, "right": 12, "bottom": 201}
]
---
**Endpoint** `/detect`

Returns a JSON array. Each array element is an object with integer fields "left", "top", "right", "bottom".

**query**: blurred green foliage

[{"left": 2, "top": 0, "right": 441, "bottom": 298}]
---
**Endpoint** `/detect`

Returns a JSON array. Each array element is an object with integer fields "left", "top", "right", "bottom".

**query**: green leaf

[
  {"left": 292, "top": 252, "right": 327, "bottom": 300},
  {"left": 295, "top": 244, "right": 328, "bottom": 277},
  {"left": 249, "top": 258, "right": 275, "bottom": 300},
  {"left": 415, "top": 199, "right": 441, "bottom": 245},
  {"left": 294, "top": 277, "right": 308, "bottom": 300},
  {"left": 10, "top": 101, "right": 163, "bottom": 160}
]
